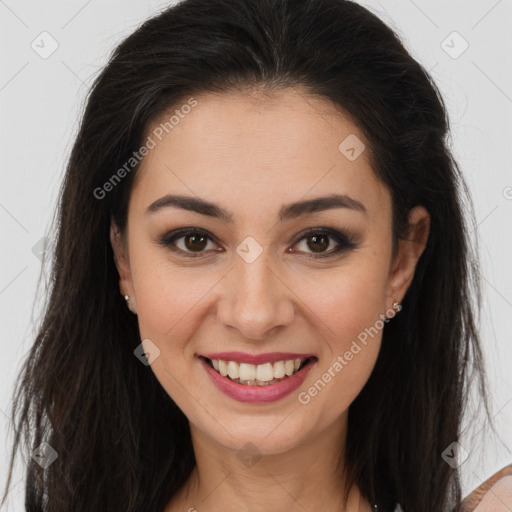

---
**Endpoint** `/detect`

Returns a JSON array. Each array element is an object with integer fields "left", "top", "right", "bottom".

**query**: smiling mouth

[{"left": 200, "top": 356, "right": 317, "bottom": 386}]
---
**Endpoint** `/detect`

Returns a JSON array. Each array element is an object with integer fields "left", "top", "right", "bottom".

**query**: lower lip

[{"left": 199, "top": 357, "right": 317, "bottom": 404}]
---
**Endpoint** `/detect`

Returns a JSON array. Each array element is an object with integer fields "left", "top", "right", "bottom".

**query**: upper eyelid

[{"left": 290, "top": 226, "right": 353, "bottom": 243}]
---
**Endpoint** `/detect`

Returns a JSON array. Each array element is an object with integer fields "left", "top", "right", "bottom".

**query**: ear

[
  {"left": 386, "top": 205, "right": 430, "bottom": 309},
  {"left": 110, "top": 219, "right": 137, "bottom": 314}
]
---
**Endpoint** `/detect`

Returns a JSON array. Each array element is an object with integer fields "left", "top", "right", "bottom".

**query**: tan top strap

[{"left": 460, "top": 464, "right": 512, "bottom": 511}]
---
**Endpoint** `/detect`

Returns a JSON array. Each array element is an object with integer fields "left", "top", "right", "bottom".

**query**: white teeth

[
  {"left": 227, "top": 361, "right": 239, "bottom": 379},
  {"left": 284, "top": 360, "right": 295, "bottom": 376},
  {"left": 273, "top": 361, "right": 285, "bottom": 378},
  {"left": 256, "top": 363, "right": 274, "bottom": 382},
  {"left": 219, "top": 359, "right": 228, "bottom": 377},
  {"left": 239, "top": 363, "right": 256, "bottom": 381},
  {"left": 208, "top": 357, "right": 311, "bottom": 383}
]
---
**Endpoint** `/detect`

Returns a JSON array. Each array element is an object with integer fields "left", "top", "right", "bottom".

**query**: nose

[{"left": 216, "top": 251, "right": 295, "bottom": 340}]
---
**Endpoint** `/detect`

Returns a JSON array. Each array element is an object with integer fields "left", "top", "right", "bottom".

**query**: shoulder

[{"left": 460, "top": 464, "right": 512, "bottom": 512}]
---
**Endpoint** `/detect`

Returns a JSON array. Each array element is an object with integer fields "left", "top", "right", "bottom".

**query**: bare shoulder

[{"left": 460, "top": 464, "right": 512, "bottom": 512}]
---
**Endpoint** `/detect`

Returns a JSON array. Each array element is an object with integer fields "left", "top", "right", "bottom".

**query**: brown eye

[
  {"left": 159, "top": 228, "right": 219, "bottom": 257},
  {"left": 183, "top": 233, "right": 208, "bottom": 252},
  {"left": 305, "top": 233, "right": 330, "bottom": 253},
  {"left": 291, "top": 227, "right": 358, "bottom": 259}
]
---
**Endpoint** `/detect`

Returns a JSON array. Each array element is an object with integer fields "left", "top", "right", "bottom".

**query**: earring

[
  {"left": 123, "top": 293, "right": 137, "bottom": 315},
  {"left": 392, "top": 301, "right": 402, "bottom": 312}
]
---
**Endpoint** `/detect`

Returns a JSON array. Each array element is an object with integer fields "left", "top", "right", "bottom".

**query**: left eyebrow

[
  {"left": 279, "top": 193, "right": 368, "bottom": 220},
  {"left": 145, "top": 193, "right": 368, "bottom": 222}
]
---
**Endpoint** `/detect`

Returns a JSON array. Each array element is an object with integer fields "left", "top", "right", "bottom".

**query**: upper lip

[{"left": 200, "top": 352, "right": 316, "bottom": 365}]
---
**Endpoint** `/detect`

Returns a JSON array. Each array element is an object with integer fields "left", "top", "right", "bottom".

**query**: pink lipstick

[{"left": 199, "top": 354, "right": 317, "bottom": 404}]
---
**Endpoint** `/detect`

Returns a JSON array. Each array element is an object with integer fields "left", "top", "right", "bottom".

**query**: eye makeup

[{"left": 157, "top": 225, "right": 360, "bottom": 260}]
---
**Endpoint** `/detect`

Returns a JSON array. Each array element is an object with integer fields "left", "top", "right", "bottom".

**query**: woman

[{"left": 2, "top": 0, "right": 510, "bottom": 511}]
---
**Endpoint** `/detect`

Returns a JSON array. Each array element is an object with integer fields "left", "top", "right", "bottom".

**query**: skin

[
  {"left": 461, "top": 465, "right": 512, "bottom": 511},
  {"left": 110, "top": 86, "right": 430, "bottom": 512}
]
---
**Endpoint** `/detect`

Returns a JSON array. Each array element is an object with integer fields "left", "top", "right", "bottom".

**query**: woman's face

[{"left": 111, "top": 87, "right": 428, "bottom": 454}]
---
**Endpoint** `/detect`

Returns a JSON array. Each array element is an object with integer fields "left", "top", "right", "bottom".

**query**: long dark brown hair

[{"left": 2, "top": 0, "right": 497, "bottom": 510}]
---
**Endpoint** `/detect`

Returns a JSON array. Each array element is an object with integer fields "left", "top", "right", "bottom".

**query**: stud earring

[
  {"left": 392, "top": 301, "right": 402, "bottom": 312},
  {"left": 123, "top": 293, "right": 137, "bottom": 315}
]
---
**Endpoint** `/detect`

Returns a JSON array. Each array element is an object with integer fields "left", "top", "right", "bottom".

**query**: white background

[{"left": 1, "top": 0, "right": 511, "bottom": 509}]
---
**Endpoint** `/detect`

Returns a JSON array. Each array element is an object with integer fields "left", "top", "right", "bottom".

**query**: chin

[{"left": 193, "top": 413, "right": 315, "bottom": 456}]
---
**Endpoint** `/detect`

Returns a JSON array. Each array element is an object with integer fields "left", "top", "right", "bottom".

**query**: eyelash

[{"left": 158, "top": 227, "right": 358, "bottom": 259}]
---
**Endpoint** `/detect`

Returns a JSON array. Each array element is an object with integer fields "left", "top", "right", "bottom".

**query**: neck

[{"left": 166, "top": 412, "right": 373, "bottom": 512}]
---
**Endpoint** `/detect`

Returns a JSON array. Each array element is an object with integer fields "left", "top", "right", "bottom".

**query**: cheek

[
  {"left": 129, "top": 238, "right": 218, "bottom": 344},
  {"left": 292, "top": 259, "right": 388, "bottom": 406},
  {"left": 294, "top": 257, "right": 389, "bottom": 344},
  {"left": 135, "top": 276, "right": 213, "bottom": 359},
  {"left": 329, "top": 276, "right": 386, "bottom": 346},
  {"left": 131, "top": 265, "right": 208, "bottom": 401}
]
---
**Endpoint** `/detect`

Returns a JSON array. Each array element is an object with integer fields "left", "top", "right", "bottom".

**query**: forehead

[{"left": 130, "top": 87, "right": 390, "bottom": 221}]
